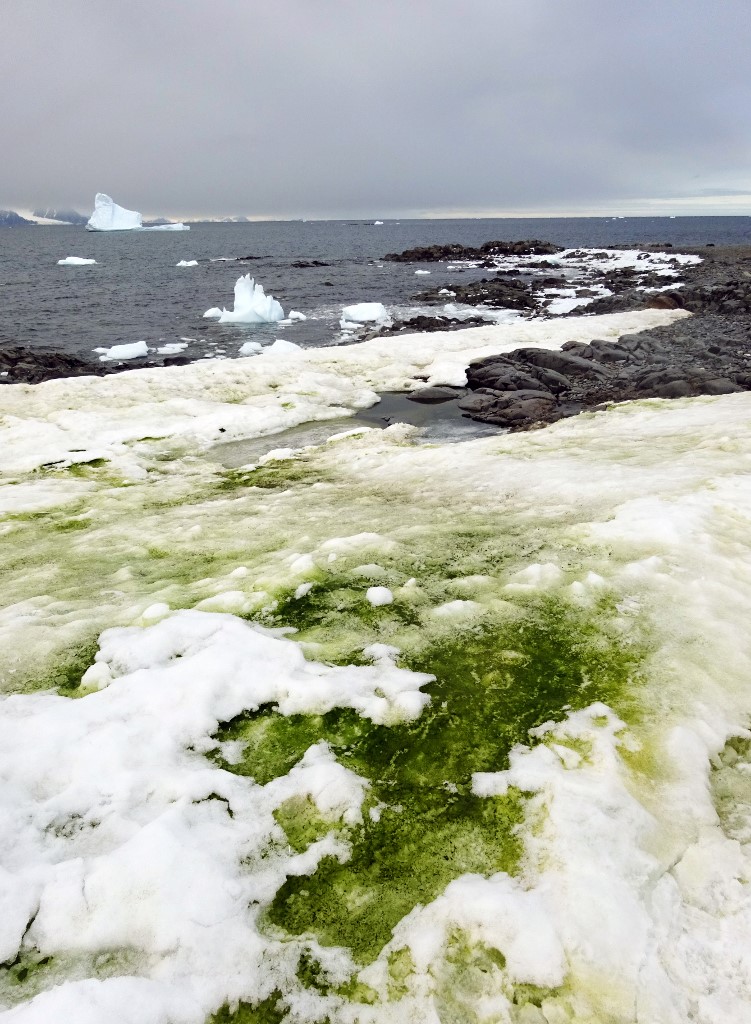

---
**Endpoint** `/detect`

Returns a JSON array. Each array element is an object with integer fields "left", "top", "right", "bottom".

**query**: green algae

[
  {"left": 209, "top": 993, "right": 286, "bottom": 1024},
  {"left": 273, "top": 796, "right": 339, "bottom": 852},
  {"left": 214, "top": 595, "right": 649, "bottom": 966}
]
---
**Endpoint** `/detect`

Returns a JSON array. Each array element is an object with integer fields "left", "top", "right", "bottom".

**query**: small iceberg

[
  {"left": 203, "top": 274, "right": 285, "bottom": 324},
  {"left": 341, "top": 302, "right": 389, "bottom": 323},
  {"left": 86, "top": 193, "right": 189, "bottom": 232},
  {"left": 374, "top": 220, "right": 384, "bottom": 225},
  {"left": 94, "top": 340, "right": 149, "bottom": 362},
  {"left": 57, "top": 256, "right": 97, "bottom": 266},
  {"left": 176, "top": 259, "right": 198, "bottom": 267}
]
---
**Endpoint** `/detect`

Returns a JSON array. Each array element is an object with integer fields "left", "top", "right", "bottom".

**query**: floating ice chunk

[
  {"left": 366, "top": 586, "right": 393, "bottom": 606},
  {"left": 176, "top": 259, "right": 198, "bottom": 267},
  {"left": 57, "top": 256, "right": 97, "bottom": 266},
  {"left": 341, "top": 302, "right": 389, "bottom": 323},
  {"left": 86, "top": 193, "right": 142, "bottom": 231},
  {"left": 156, "top": 342, "right": 188, "bottom": 355},
  {"left": 374, "top": 220, "right": 384, "bottom": 225},
  {"left": 94, "top": 341, "right": 149, "bottom": 362},
  {"left": 438, "top": 288, "right": 456, "bottom": 297},
  {"left": 415, "top": 270, "right": 431, "bottom": 275},
  {"left": 142, "top": 222, "right": 189, "bottom": 231},
  {"left": 202, "top": 307, "right": 222, "bottom": 319},
  {"left": 267, "top": 339, "right": 301, "bottom": 355},
  {"left": 238, "top": 341, "right": 263, "bottom": 356},
  {"left": 206, "top": 275, "right": 285, "bottom": 325},
  {"left": 288, "top": 310, "right": 307, "bottom": 321}
]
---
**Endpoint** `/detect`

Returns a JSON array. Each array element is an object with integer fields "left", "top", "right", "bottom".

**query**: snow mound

[
  {"left": 57, "top": 256, "right": 97, "bottom": 266},
  {"left": 205, "top": 275, "right": 285, "bottom": 325},
  {"left": 86, "top": 194, "right": 189, "bottom": 232},
  {"left": 176, "top": 260, "right": 198, "bottom": 267},
  {"left": 94, "top": 341, "right": 149, "bottom": 362},
  {"left": 341, "top": 302, "right": 389, "bottom": 323}
]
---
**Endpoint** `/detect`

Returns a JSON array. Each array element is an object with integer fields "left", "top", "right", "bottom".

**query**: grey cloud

[{"left": 2, "top": 0, "right": 751, "bottom": 217}]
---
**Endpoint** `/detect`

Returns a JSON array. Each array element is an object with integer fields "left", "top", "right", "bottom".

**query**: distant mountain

[
  {"left": 0, "top": 210, "right": 34, "bottom": 226},
  {"left": 33, "top": 208, "right": 88, "bottom": 225}
]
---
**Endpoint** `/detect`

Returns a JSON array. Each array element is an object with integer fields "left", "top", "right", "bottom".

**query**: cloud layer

[{"left": 4, "top": 0, "right": 751, "bottom": 217}]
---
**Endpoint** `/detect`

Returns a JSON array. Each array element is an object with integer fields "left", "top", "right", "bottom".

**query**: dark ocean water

[{"left": 1, "top": 216, "right": 749, "bottom": 366}]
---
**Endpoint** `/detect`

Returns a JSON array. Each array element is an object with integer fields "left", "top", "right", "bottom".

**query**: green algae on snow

[{"left": 214, "top": 594, "right": 649, "bottom": 966}]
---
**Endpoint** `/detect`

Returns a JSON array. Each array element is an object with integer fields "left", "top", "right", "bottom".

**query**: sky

[{"left": 3, "top": 0, "right": 751, "bottom": 220}]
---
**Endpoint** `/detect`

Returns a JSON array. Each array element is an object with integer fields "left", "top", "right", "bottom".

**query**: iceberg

[
  {"left": 176, "top": 259, "right": 198, "bottom": 267},
  {"left": 86, "top": 193, "right": 189, "bottom": 232},
  {"left": 204, "top": 274, "right": 285, "bottom": 324},
  {"left": 57, "top": 256, "right": 97, "bottom": 266}
]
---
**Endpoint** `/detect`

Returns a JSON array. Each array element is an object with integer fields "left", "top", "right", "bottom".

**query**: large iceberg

[
  {"left": 203, "top": 274, "right": 285, "bottom": 324},
  {"left": 86, "top": 193, "right": 189, "bottom": 232}
]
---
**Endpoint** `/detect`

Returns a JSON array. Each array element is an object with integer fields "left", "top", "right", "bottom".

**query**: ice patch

[
  {"left": 94, "top": 341, "right": 149, "bottom": 362},
  {"left": 205, "top": 275, "right": 285, "bottom": 324},
  {"left": 156, "top": 342, "right": 188, "bottom": 356},
  {"left": 57, "top": 257, "right": 96, "bottom": 266},
  {"left": 366, "top": 586, "right": 393, "bottom": 606},
  {"left": 341, "top": 302, "right": 389, "bottom": 323},
  {"left": 238, "top": 341, "right": 263, "bottom": 356},
  {"left": 176, "top": 260, "right": 198, "bottom": 267}
]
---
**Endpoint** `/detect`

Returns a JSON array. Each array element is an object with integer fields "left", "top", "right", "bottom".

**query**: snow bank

[
  {"left": 94, "top": 341, "right": 149, "bottom": 362},
  {"left": 204, "top": 275, "right": 285, "bottom": 324},
  {"left": 6, "top": 303, "right": 751, "bottom": 1021},
  {"left": 86, "top": 194, "right": 188, "bottom": 232},
  {"left": 57, "top": 256, "right": 97, "bottom": 266}
]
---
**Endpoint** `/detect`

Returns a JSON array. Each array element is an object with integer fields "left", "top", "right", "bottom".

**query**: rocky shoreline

[
  {"left": 3, "top": 244, "right": 751, "bottom": 437},
  {"left": 398, "top": 243, "right": 751, "bottom": 430}
]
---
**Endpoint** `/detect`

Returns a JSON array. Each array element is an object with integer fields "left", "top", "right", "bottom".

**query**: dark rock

[
  {"left": 407, "top": 386, "right": 467, "bottom": 404},
  {"left": 385, "top": 240, "right": 563, "bottom": 263}
]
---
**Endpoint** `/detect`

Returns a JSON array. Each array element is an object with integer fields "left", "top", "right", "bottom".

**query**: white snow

[
  {"left": 94, "top": 341, "right": 149, "bottom": 362},
  {"left": 205, "top": 275, "right": 285, "bottom": 324},
  {"left": 7, "top": 306, "right": 751, "bottom": 1019},
  {"left": 365, "top": 586, "right": 393, "bottom": 606},
  {"left": 86, "top": 194, "right": 189, "bottom": 232},
  {"left": 176, "top": 260, "right": 198, "bottom": 267},
  {"left": 57, "top": 257, "right": 97, "bottom": 266}
]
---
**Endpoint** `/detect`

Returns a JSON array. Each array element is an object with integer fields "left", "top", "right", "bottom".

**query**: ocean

[{"left": 1, "top": 215, "right": 749, "bottom": 365}]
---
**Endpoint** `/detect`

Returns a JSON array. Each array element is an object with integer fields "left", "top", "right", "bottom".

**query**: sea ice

[
  {"left": 238, "top": 341, "right": 263, "bottom": 356},
  {"left": 57, "top": 256, "right": 97, "bottom": 266},
  {"left": 205, "top": 275, "right": 285, "bottom": 324},
  {"left": 341, "top": 302, "right": 389, "bottom": 323},
  {"left": 94, "top": 341, "right": 149, "bottom": 362},
  {"left": 176, "top": 260, "right": 198, "bottom": 267}
]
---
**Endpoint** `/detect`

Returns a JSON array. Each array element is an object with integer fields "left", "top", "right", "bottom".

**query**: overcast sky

[{"left": 3, "top": 0, "right": 751, "bottom": 219}]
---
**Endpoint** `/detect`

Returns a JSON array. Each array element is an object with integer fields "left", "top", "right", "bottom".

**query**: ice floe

[
  {"left": 203, "top": 275, "right": 285, "bottom": 324},
  {"left": 57, "top": 257, "right": 97, "bottom": 266},
  {"left": 176, "top": 259, "right": 198, "bottom": 267},
  {"left": 93, "top": 341, "right": 149, "bottom": 362}
]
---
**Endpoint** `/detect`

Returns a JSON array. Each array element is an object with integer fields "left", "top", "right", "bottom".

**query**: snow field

[{"left": 3, "top": 309, "right": 751, "bottom": 1021}]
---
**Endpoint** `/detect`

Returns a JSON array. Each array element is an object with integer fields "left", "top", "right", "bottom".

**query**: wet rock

[
  {"left": 384, "top": 240, "right": 563, "bottom": 262},
  {"left": 407, "top": 386, "right": 467, "bottom": 404}
]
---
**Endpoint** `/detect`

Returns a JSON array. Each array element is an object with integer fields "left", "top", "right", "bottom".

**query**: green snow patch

[{"left": 215, "top": 592, "right": 650, "bottom": 965}]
